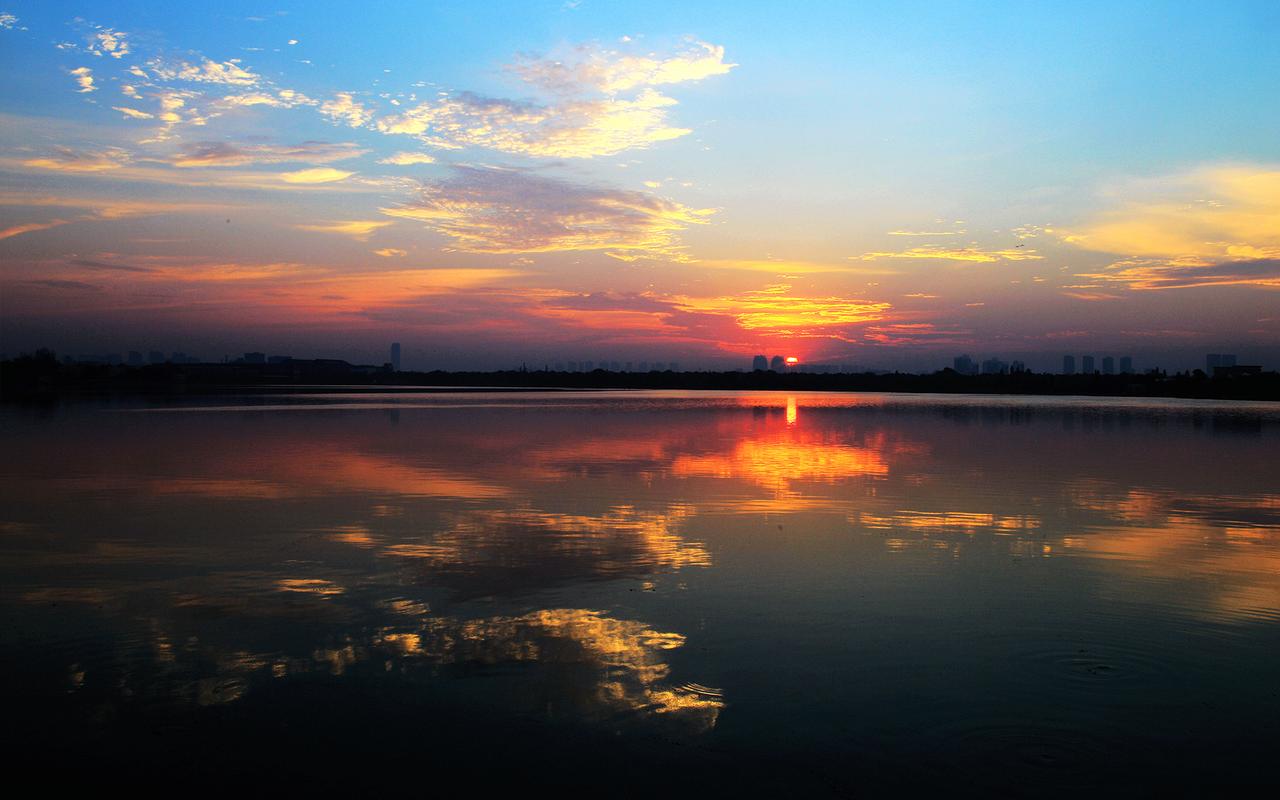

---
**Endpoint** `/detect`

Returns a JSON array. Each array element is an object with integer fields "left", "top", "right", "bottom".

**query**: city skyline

[
  {"left": 39, "top": 340, "right": 1258, "bottom": 379},
  {"left": 1, "top": 2, "right": 1278, "bottom": 371}
]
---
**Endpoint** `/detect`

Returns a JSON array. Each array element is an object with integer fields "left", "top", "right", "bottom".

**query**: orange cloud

[
  {"left": 1062, "top": 165, "right": 1280, "bottom": 290},
  {"left": 23, "top": 147, "right": 129, "bottom": 172},
  {"left": 679, "top": 284, "right": 891, "bottom": 333},
  {"left": 0, "top": 219, "right": 73, "bottom": 240},
  {"left": 294, "top": 220, "right": 393, "bottom": 240}
]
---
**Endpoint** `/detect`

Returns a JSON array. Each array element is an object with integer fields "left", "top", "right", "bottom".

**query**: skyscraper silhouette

[{"left": 390, "top": 342, "right": 401, "bottom": 371}]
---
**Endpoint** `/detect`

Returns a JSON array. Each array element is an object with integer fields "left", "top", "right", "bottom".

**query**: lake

[{"left": 2, "top": 391, "right": 1277, "bottom": 794}]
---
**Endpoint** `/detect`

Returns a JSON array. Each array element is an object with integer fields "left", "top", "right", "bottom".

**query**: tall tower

[
  {"left": 1063, "top": 355, "right": 1075, "bottom": 375},
  {"left": 752, "top": 354, "right": 768, "bottom": 371},
  {"left": 1082, "top": 355, "right": 1095, "bottom": 374},
  {"left": 390, "top": 342, "right": 401, "bottom": 371},
  {"left": 769, "top": 355, "right": 785, "bottom": 372}
]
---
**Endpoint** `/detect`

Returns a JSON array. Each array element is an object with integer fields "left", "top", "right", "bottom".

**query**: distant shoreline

[{"left": 3, "top": 355, "right": 1277, "bottom": 402}]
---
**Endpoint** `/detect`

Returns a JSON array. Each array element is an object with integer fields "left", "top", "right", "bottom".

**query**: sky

[{"left": 0, "top": 0, "right": 1277, "bottom": 371}]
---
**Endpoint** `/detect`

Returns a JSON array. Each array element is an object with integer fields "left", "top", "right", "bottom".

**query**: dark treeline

[{"left": 2, "top": 350, "right": 1277, "bottom": 401}]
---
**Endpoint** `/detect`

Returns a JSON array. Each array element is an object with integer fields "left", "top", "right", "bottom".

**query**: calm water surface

[{"left": 2, "top": 391, "right": 1278, "bottom": 794}]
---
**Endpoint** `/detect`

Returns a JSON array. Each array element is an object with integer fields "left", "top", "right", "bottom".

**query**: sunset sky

[{"left": 1, "top": 1, "right": 1277, "bottom": 370}]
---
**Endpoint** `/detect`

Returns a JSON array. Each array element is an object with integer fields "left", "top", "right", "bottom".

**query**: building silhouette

[
  {"left": 753, "top": 354, "right": 768, "bottom": 371},
  {"left": 1120, "top": 356, "right": 1133, "bottom": 374},
  {"left": 1102, "top": 356, "right": 1115, "bottom": 375},
  {"left": 1062, "top": 355, "right": 1075, "bottom": 374},
  {"left": 1082, "top": 355, "right": 1095, "bottom": 374},
  {"left": 390, "top": 342, "right": 401, "bottom": 371},
  {"left": 981, "top": 357, "right": 1009, "bottom": 375},
  {"left": 953, "top": 354, "right": 978, "bottom": 375},
  {"left": 770, "top": 355, "right": 785, "bottom": 372},
  {"left": 1206, "top": 353, "right": 1237, "bottom": 371}
]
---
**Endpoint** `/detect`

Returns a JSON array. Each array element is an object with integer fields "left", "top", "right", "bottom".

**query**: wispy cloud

[
  {"left": 294, "top": 220, "right": 392, "bottom": 240},
  {"left": 320, "top": 92, "right": 374, "bottom": 127},
  {"left": 147, "top": 57, "right": 260, "bottom": 86},
  {"left": 171, "top": 140, "right": 365, "bottom": 167},
  {"left": 68, "top": 66, "right": 96, "bottom": 93},
  {"left": 378, "top": 151, "right": 437, "bottom": 165},
  {"left": 368, "top": 39, "right": 733, "bottom": 159},
  {"left": 218, "top": 89, "right": 316, "bottom": 109},
  {"left": 1076, "top": 258, "right": 1280, "bottom": 291},
  {"left": 1061, "top": 165, "right": 1280, "bottom": 290},
  {"left": 26, "top": 279, "right": 101, "bottom": 291},
  {"left": 863, "top": 322, "right": 968, "bottom": 346},
  {"left": 23, "top": 147, "right": 130, "bottom": 172},
  {"left": 111, "top": 106, "right": 154, "bottom": 119},
  {"left": 510, "top": 40, "right": 736, "bottom": 94},
  {"left": 278, "top": 167, "right": 354, "bottom": 184},
  {"left": 138, "top": 90, "right": 208, "bottom": 140},
  {"left": 374, "top": 89, "right": 690, "bottom": 159},
  {"left": 855, "top": 246, "right": 1043, "bottom": 263},
  {"left": 0, "top": 191, "right": 244, "bottom": 220},
  {"left": 0, "top": 219, "right": 73, "bottom": 241},
  {"left": 694, "top": 258, "right": 895, "bottom": 275},
  {"left": 381, "top": 165, "right": 713, "bottom": 258},
  {"left": 88, "top": 27, "right": 130, "bottom": 59}
]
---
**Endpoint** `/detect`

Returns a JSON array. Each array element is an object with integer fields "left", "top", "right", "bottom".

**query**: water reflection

[{"left": 1, "top": 392, "right": 1278, "bottom": 790}]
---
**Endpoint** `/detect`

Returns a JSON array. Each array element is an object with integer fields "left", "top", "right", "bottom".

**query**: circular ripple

[
  {"left": 929, "top": 718, "right": 1114, "bottom": 779},
  {"left": 970, "top": 623, "right": 1181, "bottom": 692}
]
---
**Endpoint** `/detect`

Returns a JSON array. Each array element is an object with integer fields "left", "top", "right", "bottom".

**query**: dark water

[{"left": 2, "top": 391, "right": 1278, "bottom": 795}]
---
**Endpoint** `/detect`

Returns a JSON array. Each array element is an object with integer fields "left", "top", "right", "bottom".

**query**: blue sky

[{"left": 1, "top": 1, "right": 1278, "bottom": 369}]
